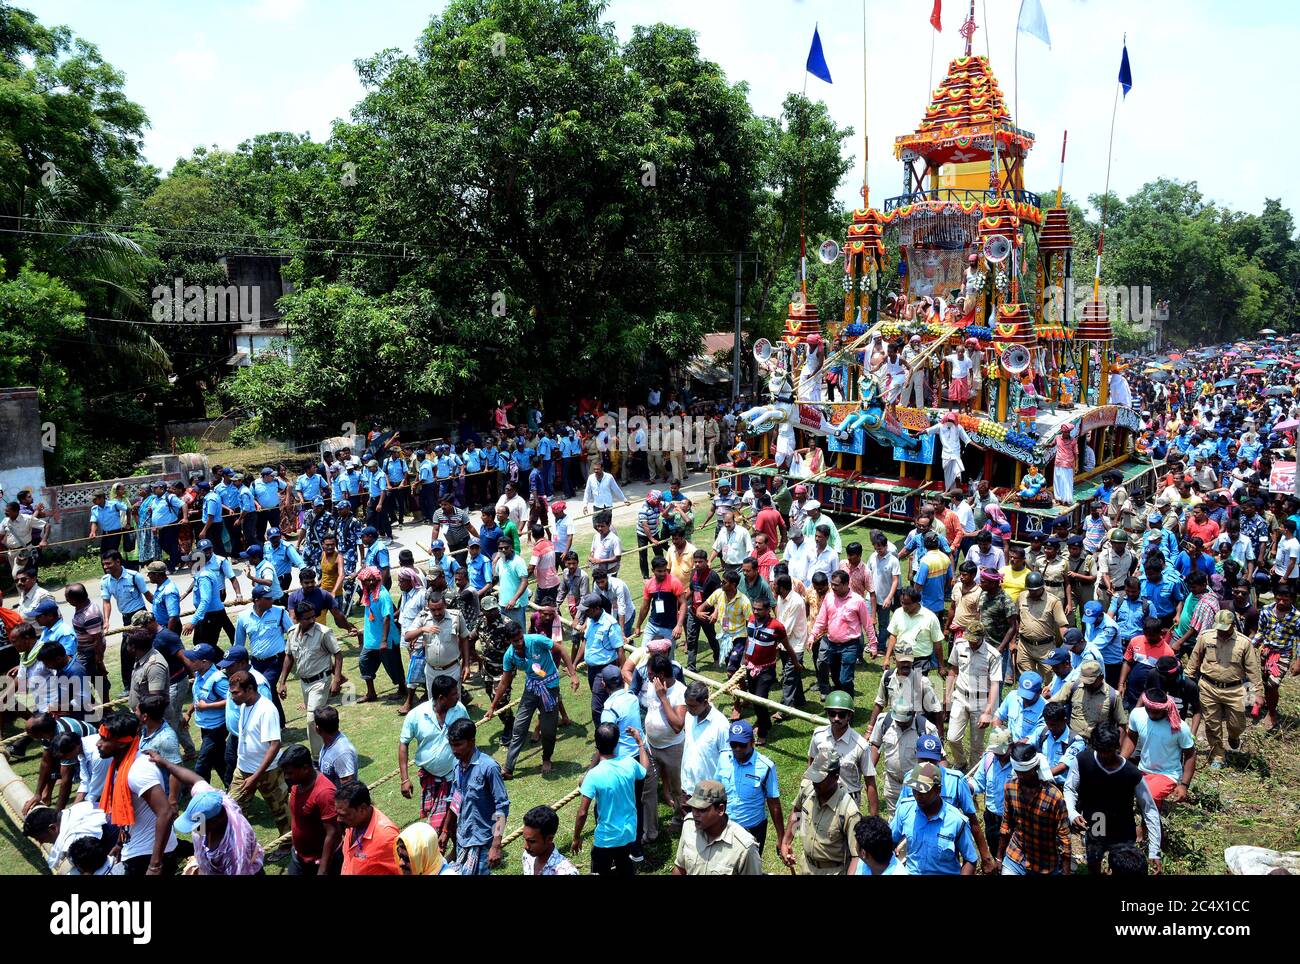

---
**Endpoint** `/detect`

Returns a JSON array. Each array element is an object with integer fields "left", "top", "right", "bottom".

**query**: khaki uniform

[
  {"left": 1039, "top": 557, "right": 1069, "bottom": 606},
  {"left": 419, "top": 609, "right": 467, "bottom": 692},
  {"left": 1016, "top": 593, "right": 1067, "bottom": 681},
  {"left": 945, "top": 640, "right": 1003, "bottom": 769},
  {"left": 1187, "top": 629, "right": 1262, "bottom": 762},
  {"left": 790, "top": 782, "right": 861, "bottom": 875},
  {"left": 286, "top": 622, "right": 341, "bottom": 756},
  {"left": 808, "top": 725, "right": 872, "bottom": 801},
  {"left": 1049, "top": 679, "right": 1127, "bottom": 740},
  {"left": 1094, "top": 545, "right": 1136, "bottom": 611},
  {"left": 673, "top": 815, "right": 762, "bottom": 875},
  {"left": 869, "top": 715, "right": 938, "bottom": 809}
]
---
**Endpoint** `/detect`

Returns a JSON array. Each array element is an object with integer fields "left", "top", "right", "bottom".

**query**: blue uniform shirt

[
  {"left": 238, "top": 486, "right": 256, "bottom": 513},
  {"left": 384, "top": 458, "right": 406, "bottom": 485},
  {"left": 363, "top": 540, "right": 390, "bottom": 570},
  {"left": 996, "top": 693, "right": 1047, "bottom": 741},
  {"left": 418, "top": 459, "right": 435, "bottom": 484},
  {"left": 101, "top": 569, "right": 149, "bottom": 616},
  {"left": 149, "top": 493, "right": 183, "bottom": 526},
  {"left": 253, "top": 478, "right": 285, "bottom": 510},
  {"left": 190, "top": 569, "right": 223, "bottom": 627},
  {"left": 201, "top": 491, "right": 222, "bottom": 524},
  {"left": 583, "top": 611, "right": 623, "bottom": 667},
  {"left": 717, "top": 750, "right": 780, "bottom": 829},
  {"left": 234, "top": 606, "right": 291, "bottom": 660},
  {"left": 599, "top": 690, "right": 643, "bottom": 759},
  {"left": 265, "top": 540, "right": 306, "bottom": 578},
  {"left": 969, "top": 751, "right": 1015, "bottom": 815},
  {"left": 152, "top": 579, "right": 181, "bottom": 626},
  {"left": 1028, "top": 722, "right": 1085, "bottom": 785},
  {"left": 192, "top": 666, "right": 229, "bottom": 731},
  {"left": 1140, "top": 572, "right": 1187, "bottom": 620},
  {"left": 295, "top": 473, "right": 326, "bottom": 502},
  {"left": 90, "top": 501, "right": 126, "bottom": 533},
  {"left": 891, "top": 798, "right": 978, "bottom": 875}
]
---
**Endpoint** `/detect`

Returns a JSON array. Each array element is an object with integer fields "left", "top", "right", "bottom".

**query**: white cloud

[{"left": 168, "top": 34, "right": 219, "bottom": 84}]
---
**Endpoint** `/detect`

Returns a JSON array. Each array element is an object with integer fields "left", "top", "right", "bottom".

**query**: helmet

[
  {"left": 824, "top": 691, "right": 854, "bottom": 712},
  {"left": 1025, "top": 572, "right": 1045, "bottom": 589}
]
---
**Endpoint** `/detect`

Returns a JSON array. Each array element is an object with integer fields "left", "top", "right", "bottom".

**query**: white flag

[{"left": 1017, "top": 0, "right": 1051, "bottom": 48}]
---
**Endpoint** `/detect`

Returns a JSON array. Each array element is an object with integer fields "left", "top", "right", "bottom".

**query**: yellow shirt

[{"left": 1002, "top": 565, "right": 1030, "bottom": 604}]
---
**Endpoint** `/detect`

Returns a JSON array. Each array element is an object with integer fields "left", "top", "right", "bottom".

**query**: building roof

[
  {"left": 702, "top": 332, "right": 735, "bottom": 356},
  {"left": 895, "top": 56, "right": 1033, "bottom": 165}
]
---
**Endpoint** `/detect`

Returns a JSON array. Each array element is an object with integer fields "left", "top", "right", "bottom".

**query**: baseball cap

[
  {"left": 251, "top": 586, "right": 272, "bottom": 599},
  {"left": 130, "top": 610, "right": 155, "bottom": 627},
  {"left": 313, "top": 498, "right": 324, "bottom": 507},
  {"left": 804, "top": 747, "right": 842, "bottom": 783},
  {"left": 336, "top": 500, "right": 351, "bottom": 510},
  {"left": 1214, "top": 610, "right": 1238, "bottom": 632},
  {"left": 146, "top": 560, "right": 168, "bottom": 575},
  {"left": 894, "top": 642, "right": 915, "bottom": 664},
  {"left": 479, "top": 595, "right": 499, "bottom": 612},
  {"left": 1044, "top": 647, "right": 1071, "bottom": 667},
  {"left": 1018, "top": 672, "right": 1043, "bottom": 698},
  {"left": 805, "top": 500, "right": 821, "bottom": 511},
  {"left": 183, "top": 643, "right": 219, "bottom": 663},
  {"left": 260, "top": 467, "right": 274, "bottom": 476},
  {"left": 717, "top": 479, "right": 732, "bottom": 489},
  {"left": 728, "top": 720, "right": 754, "bottom": 744},
  {"left": 31, "top": 599, "right": 60, "bottom": 619},
  {"left": 686, "top": 780, "right": 728, "bottom": 809},
  {"left": 430, "top": 540, "right": 445, "bottom": 550},
  {"left": 266, "top": 527, "right": 281, "bottom": 538},
  {"left": 580, "top": 592, "right": 604, "bottom": 610},
  {"left": 904, "top": 762, "right": 942, "bottom": 792},
  {"left": 221, "top": 468, "right": 234, "bottom": 477},
  {"left": 240, "top": 545, "right": 263, "bottom": 558},
  {"left": 174, "top": 791, "right": 225, "bottom": 834},
  {"left": 196, "top": 538, "right": 214, "bottom": 551},
  {"left": 1079, "top": 660, "right": 1104, "bottom": 682},
  {"left": 415, "top": 448, "right": 426, "bottom": 457},
  {"left": 217, "top": 646, "right": 249, "bottom": 668},
  {"left": 1081, "top": 600, "right": 1103, "bottom": 622},
  {"left": 360, "top": 526, "right": 378, "bottom": 538},
  {"left": 985, "top": 726, "right": 1013, "bottom": 755},
  {"left": 1062, "top": 627, "right": 1084, "bottom": 647},
  {"left": 915, "top": 734, "right": 943, "bottom": 762},
  {"left": 598, "top": 664, "right": 622, "bottom": 686}
]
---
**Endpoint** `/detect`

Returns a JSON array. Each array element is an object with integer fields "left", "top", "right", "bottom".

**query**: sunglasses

[{"left": 827, "top": 709, "right": 852, "bottom": 719}]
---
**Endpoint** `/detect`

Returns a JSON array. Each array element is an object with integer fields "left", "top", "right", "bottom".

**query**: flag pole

[
  {"left": 800, "top": 63, "right": 808, "bottom": 302},
  {"left": 1056, "top": 130, "right": 1068, "bottom": 208},
  {"left": 1094, "top": 74, "right": 1122, "bottom": 303},
  {"left": 863, "top": 0, "right": 870, "bottom": 209}
]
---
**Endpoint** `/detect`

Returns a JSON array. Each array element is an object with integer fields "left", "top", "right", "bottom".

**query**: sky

[{"left": 22, "top": 0, "right": 1300, "bottom": 219}]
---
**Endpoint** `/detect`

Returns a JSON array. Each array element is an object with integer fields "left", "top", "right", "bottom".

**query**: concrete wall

[{"left": 0, "top": 387, "right": 47, "bottom": 507}]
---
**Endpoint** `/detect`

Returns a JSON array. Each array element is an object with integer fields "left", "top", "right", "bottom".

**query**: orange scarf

[{"left": 100, "top": 727, "right": 142, "bottom": 827}]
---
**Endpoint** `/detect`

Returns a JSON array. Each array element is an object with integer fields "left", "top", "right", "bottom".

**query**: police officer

[
  {"left": 890, "top": 762, "right": 978, "bottom": 875},
  {"left": 1187, "top": 609, "right": 1263, "bottom": 768},
  {"left": 808, "top": 690, "right": 875, "bottom": 814},
  {"left": 868, "top": 695, "right": 939, "bottom": 810},
  {"left": 779, "top": 748, "right": 861, "bottom": 875},
  {"left": 475, "top": 596, "right": 515, "bottom": 735}
]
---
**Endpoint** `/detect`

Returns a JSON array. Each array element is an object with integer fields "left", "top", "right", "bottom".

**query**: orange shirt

[{"left": 342, "top": 807, "right": 402, "bottom": 875}]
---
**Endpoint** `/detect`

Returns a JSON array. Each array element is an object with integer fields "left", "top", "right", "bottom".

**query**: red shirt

[
  {"left": 745, "top": 615, "right": 787, "bottom": 669},
  {"left": 290, "top": 771, "right": 339, "bottom": 863},
  {"left": 1123, "top": 633, "right": 1175, "bottom": 668},
  {"left": 1185, "top": 517, "right": 1220, "bottom": 545},
  {"left": 754, "top": 549, "right": 779, "bottom": 582},
  {"left": 754, "top": 507, "right": 786, "bottom": 548}
]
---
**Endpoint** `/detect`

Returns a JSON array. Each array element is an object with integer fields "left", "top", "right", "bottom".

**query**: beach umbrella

[
  {"left": 1259, "top": 328, "right": 1278, "bottom": 335},
  {"left": 1242, "top": 368, "right": 1266, "bottom": 376},
  {"left": 1275, "top": 418, "right": 1299, "bottom": 433},
  {"left": 1215, "top": 379, "right": 1237, "bottom": 388}
]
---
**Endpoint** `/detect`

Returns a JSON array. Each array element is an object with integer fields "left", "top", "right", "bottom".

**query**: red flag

[{"left": 930, "top": 0, "right": 942, "bottom": 30}]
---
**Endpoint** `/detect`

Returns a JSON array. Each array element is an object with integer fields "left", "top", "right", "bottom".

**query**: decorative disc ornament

[{"left": 819, "top": 239, "right": 841, "bottom": 264}]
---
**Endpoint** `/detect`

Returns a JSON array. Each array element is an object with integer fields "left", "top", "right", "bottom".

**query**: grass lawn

[{"left": 3, "top": 502, "right": 1299, "bottom": 875}]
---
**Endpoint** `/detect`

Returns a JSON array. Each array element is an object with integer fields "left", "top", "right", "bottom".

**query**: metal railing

[{"left": 883, "top": 188, "right": 1042, "bottom": 213}]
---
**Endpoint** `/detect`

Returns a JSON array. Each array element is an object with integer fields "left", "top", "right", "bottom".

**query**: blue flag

[
  {"left": 806, "top": 26, "right": 832, "bottom": 84},
  {"left": 1118, "top": 41, "right": 1132, "bottom": 97}
]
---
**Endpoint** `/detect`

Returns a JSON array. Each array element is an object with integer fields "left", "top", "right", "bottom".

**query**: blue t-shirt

[
  {"left": 599, "top": 690, "right": 642, "bottom": 759},
  {"left": 363, "top": 592, "right": 399, "bottom": 650},
  {"left": 496, "top": 555, "right": 529, "bottom": 610},
  {"left": 253, "top": 478, "right": 285, "bottom": 510},
  {"left": 478, "top": 523, "right": 503, "bottom": 556},
  {"left": 504, "top": 634, "right": 559, "bottom": 681},
  {"left": 192, "top": 666, "right": 229, "bottom": 731},
  {"left": 579, "top": 756, "right": 645, "bottom": 848}
]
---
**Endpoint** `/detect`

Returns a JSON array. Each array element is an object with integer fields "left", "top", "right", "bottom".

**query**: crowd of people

[{"left": 2, "top": 335, "right": 1298, "bottom": 876}]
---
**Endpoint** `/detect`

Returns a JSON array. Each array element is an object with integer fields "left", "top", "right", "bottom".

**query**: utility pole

[{"left": 733, "top": 251, "right": 743, "bottom": 400}]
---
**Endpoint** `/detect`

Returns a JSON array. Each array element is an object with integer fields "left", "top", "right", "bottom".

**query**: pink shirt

[
  {"left": 811, "top": 589, "right": 876, "bottom": 647},
  {"left": 1054, "top": 434, "right": 1077, "bottom": 470},
  {"left": 836, "top": 559, "right": 871, "bottom": 598}
]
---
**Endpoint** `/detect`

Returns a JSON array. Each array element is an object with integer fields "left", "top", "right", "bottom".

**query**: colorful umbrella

[
  {"left": 1259, "top": 328, "right": 1278, "bottom": 335},
  {"left": 1264, "top": 386, "right": 1291, "bottom": 396},
  {"left": 1215, "top": 379, "right": 1237, "bottom": 387},
  {"left": 1275, "top": 419, "right": 1299, "bottom": 433},
  {"left": 1242, "top": 368, "right": 1266, "bottom": 376}
]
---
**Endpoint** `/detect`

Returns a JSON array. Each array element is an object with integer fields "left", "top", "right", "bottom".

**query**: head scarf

[
  {"left": 1011, "top": 751, "right": 1054, "bottom": 780},
  {"left": 1140, "top": 691, "right": 1183, "bottom": 733},
  {"left": 979, "top": 568, "right": 1004, "bottom": 585},
  {"left": 398, "top": 567, "right": 425, "bottom": 590},
  {"left": 99, "top": 725, "right": 142, "bottom": 828},
  {"left": 357, "top": 566, "right": 384, "bottom": 606},
  {"left": 396, "top": 822, "right": 445, "bottom": 876}
]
